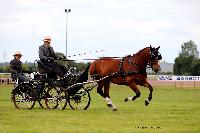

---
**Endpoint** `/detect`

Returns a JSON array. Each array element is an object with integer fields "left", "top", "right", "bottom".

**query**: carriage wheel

[
  {"left": 12, "top": 84, "right": 36, "bottom": 110},
  {"left": 45, "top": 86, "right": 67, "bottom": 110},
  {"left": 68, "top": 87, "right": 91, "bottom": 110}
]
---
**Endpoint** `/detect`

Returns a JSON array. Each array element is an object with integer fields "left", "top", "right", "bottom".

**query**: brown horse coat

[{"left": 89, "top": 47, "right": 161, "bottom": 110}]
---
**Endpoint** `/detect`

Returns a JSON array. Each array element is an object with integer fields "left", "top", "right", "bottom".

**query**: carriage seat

[
  {"left": 37, "top": 60, "right": 52, "bottom": 72},
  {"left": 37, "top": 60, "right": 57, "bottom": 79}
]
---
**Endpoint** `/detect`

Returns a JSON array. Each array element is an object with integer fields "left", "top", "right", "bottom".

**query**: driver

[{"left": 38, "top": 36, "right": 65, "bottom": 78}]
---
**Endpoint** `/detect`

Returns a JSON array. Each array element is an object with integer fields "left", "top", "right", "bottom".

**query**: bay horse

[{"left": 89, "top": 46, "right": 162, "bottom": 111}]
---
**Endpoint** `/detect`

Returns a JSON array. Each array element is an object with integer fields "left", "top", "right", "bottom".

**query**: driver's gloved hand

[
  {"left": 47, "top": 57, "right": 54, "bottom": 62},
  {"left": 57, "top": 57, "right": 62, "bottom": 60}
]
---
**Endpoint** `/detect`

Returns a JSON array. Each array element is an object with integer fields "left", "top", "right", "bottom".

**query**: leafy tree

[
  {"left": 4, "top": 65, "right": 10, "bottom": 73},
  {"left": 191, "top": 59, "right": 200, "bottom": 76},
  {"left": 55, "top": 52, "right": 68, "bottom": 67},
  {"left": 22, "top": 64, "right": 31, "bottom": 73},
  {"left": 76, "top": 62, "right": 90, "bottom": 71},
  {"left": 55, "top": 52, "right": 90, "bottom": 71},
  {"left": 0, "top": 65, "right": 10, "bottom": 73},
  {"left": 174, "top": 56, "right": 194, "bottom": 75},
  {"left": 0, "top": 66, "right": 4, "bottom": 72},
  {"left": 55, "top": 52, "right": 66, "bottom": 59},
  {"left": 174, "top": 40, "right": 199, "bottom": 75},
  {"left": 180, "top": 40, "right": 199, "bottom": 59}
]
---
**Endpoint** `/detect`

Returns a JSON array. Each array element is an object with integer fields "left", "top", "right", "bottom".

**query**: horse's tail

[{"left": 77, "top": 63, "right": 91, "bottom": 83}]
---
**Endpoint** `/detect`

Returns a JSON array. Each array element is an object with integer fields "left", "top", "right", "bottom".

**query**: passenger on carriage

[
  {"left": 38, "top": 36, "right": 67, "bottom": 78},
  {"left": 10, "top": 51, "right": 29, "bottom": 83}
]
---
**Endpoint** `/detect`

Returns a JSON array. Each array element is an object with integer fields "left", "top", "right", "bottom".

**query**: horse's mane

[
  {"left": 133, "top": 47, "right": 149, "bottom": 57},
  {"left": 98, "top": 47, "right": 150, "bottom": 60}
]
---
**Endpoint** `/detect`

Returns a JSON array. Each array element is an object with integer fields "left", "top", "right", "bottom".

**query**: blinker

[{"left": 157, "top": 53, "right": 162, "bottom": 60}]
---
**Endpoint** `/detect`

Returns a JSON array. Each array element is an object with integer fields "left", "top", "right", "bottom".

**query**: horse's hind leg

[
  {"left": 97, "top": 81, "right": 105, "bottom": 98},
  {"left": 104, "top": 82, "right": 117, "bottom": 111},
  {"left": 124, "top": 82, "right": 141, "bottom": 102},
  {"left": 142, "top": 81, "right": 153, "bottom": 106}
]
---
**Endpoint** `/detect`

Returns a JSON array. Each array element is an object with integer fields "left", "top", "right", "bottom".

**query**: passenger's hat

[
  {"left": 43, "top": 36, "right": 51, "bottom": 42},
  {"left": 13, "top": 51, "right": 22, "bottom": 56}
]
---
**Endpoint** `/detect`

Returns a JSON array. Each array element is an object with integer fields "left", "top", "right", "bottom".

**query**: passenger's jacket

[
  {"left": 10, "top": 59, "right": 22, "bottom": 74},
  {"left": 39, "top": 44, "right": 57, "bottom": 61}
]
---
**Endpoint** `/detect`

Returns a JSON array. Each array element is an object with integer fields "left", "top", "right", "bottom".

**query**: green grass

[{"left": 0, "top": 84, "right": 200, "bottom": 133}]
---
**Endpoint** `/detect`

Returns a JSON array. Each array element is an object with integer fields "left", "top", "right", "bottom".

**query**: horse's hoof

[
  {"left": 107, "top": 104, "right": 112, "bottom": 108},
  {"left": 113, "top": 108, "right": 118, "bottom": 111},
  {"left": 124, "top": 97, "right": 128, "bottom": 102},
  {"left": 145, "top": 99, "right": 149, "bottom": 106}
]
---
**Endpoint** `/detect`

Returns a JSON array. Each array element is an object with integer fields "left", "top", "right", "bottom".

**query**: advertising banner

[{"left": 158, "top": 75, "right": 200, "bottom": 81}]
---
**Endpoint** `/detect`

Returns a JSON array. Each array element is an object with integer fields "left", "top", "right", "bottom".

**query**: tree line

[{"left": 174, "top": 40, "right": 200, "bottom": 76}]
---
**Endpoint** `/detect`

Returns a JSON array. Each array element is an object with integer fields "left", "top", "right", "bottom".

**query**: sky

[{"left": 0, "top": 0, "right": 200, "bottom": 63}]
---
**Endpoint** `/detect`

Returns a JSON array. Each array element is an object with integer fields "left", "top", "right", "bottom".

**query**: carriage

[
  {"left": 11, "top": 46, "right": 162, "bottom": 111},
  {"left": 11, "top": 60, "right": 95, "bottom": 110}
]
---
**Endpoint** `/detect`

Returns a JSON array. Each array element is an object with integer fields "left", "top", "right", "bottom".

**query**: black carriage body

[
  {"left": 34, "top": 63, "right": 90, "bottom": 96},
  {"left": 66, "top": 65, "right": 90, "bottom": 95},
  {"left": 44, "top": 64, "right": 91, "bottom": 110},
  {"left": 33, "top": 73, "right": 47, "bottom": 80}
]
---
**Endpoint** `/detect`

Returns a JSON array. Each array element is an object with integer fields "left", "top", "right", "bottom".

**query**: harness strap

[
  {"left": 118, "top": 56, "right": 147, "bottom": 85},
  {"left": 118, "top": 57, "right": 127, "bottom": 85}
]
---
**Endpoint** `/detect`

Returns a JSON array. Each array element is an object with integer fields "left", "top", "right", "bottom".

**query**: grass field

[{"left": 0, "top": 84, "right": 200, "bottom": 133}]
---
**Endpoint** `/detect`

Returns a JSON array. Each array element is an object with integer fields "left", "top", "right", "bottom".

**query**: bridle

[{"left": 148, "top": 48, "right": 162, "bottom": 69}]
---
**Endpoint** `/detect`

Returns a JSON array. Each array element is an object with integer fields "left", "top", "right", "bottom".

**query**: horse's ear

[
  {"left": 157, "top": 46, "right": 160, "bottom": 50},
  {"left": 150, "top": 45, "right": 153, "bottom": 50}
]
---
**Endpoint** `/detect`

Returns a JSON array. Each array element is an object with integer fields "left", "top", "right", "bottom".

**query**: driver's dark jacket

[
  {"left": 39, "top": 44, "right": 57, "bottom": 61},
  {"left": 10, "top": 59, "right": 22, "bottom": 74}
]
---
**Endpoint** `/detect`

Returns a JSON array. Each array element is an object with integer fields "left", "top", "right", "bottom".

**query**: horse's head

[{"left": 148, "top": 45, "right": 162, "bottom": 73}]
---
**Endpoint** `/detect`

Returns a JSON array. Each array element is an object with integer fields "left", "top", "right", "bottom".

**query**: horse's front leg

[
  {"left": 142, "top": 81, "right": 153, "bottom": 106},
  {"left": 124, "top": 82, "right": 141, "bottom": 102}
]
